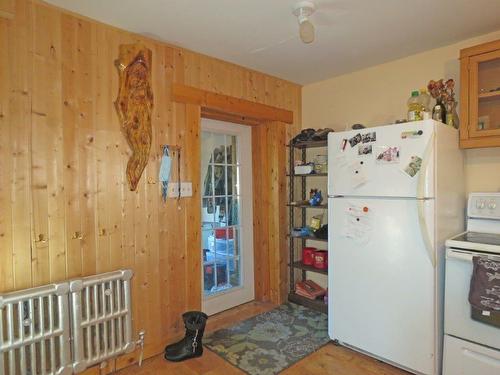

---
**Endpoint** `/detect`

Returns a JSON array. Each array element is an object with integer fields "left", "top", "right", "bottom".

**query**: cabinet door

[{"left": 468, "top": 49, "right": 500, "bottom": 138}]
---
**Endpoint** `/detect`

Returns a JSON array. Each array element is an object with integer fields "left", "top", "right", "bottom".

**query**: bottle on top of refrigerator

[
  {"left": 407, "top": 91, "right": 422, "bottom": 121},
  {"left": 418, "top": 88, "right": 431, "bottom": 120}
]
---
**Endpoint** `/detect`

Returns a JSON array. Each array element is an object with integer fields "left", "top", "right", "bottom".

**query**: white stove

[
  {"left": 443, "top": 193, "right": 500, "bottom": 375},
  {"left": 446, "top": 192, "right": 500, "bottom": 254}
]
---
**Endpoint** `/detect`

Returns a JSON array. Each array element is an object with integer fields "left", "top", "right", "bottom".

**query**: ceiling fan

[
  {"left": 249, "top": 0, "right": 344, "bottom": 53},
  {"left": 293, "top": 1, "right": 316, "bottom": 44}
]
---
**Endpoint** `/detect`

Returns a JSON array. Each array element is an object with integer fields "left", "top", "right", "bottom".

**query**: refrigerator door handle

[
  {"left": 416, "top": 132, "right": 435, "bottom": 267},
  {"left": 417, "top": 132, "right": 435, "bottom": 199},
  {"left": 417, "top": 199, "right": 435, "bottom": 267}
]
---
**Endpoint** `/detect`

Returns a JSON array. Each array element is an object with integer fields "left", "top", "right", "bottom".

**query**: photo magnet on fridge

[
  {"left": 358, "top": 144, "right": 373, "bottom": 155},
  {"left": 375, "top": 146, "right": 400, "bottom": 164},
  {"left": 403, "top": 156, "right": 423, "bottom": 177},
  {"left": 349, "top": 133, "right": 362, "bottom": 147},
  {"left": 401, "top": 130, "right": 423, "bottom": 139},
  {"left": 362, "top": 132, "right": 377, "bottom": 143}
]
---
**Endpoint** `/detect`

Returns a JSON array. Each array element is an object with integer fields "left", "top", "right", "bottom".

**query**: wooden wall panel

[
  {"left": 0, "top": 0, "right": 15, "bottom": 19},
  {"left": 0, "top": 0, "right": 301, "bottom": 372},
  {"left": 8, "top": 0, "right": 32, "bottom": 290},
  {"left": 252, "top": 125, "right": 271, "bottom": 302},
  {"left": 251, "top": 122, "right": 288, "bottom": 304},
  {"left": 267, "top": 122, "right": 288, "bottom": 303},
  {"left": 0, "top": 16, "right": 13, "bottom": 291}
]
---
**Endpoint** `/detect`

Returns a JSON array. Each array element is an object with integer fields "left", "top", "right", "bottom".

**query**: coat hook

[
  {"left": 99, "top": 228, "right": 107, "bottom": 236},
  {"left": 35, "top": 234, "right": 47, "bottom": 243},
  {"left": 147, "top": 176, "right": 156, "bottom": 184},
  {"left": 72, "top": 231, "right": 84, "bottom": 240}
]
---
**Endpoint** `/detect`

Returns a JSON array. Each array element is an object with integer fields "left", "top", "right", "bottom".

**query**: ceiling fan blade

[
  {"left": 249, "top": 35, "right": 298, "bottom": 54},
  {"left": 312, "top": 0, "right": 349, "bottom": 26}
]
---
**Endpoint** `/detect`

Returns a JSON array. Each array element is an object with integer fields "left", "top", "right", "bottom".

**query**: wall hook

[
  {"left": 72, "top": 231, "right": 84, "bottom": 240},
  {"left": 35, "top": 234, "right": 47, "bottom": 243}
]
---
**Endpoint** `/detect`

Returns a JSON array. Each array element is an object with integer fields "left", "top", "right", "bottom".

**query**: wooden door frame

[{"left": 172, "top": 83, "right": 292, "bottom": 306}]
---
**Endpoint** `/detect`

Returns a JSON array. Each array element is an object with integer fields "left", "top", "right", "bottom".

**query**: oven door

[{"left": 444, "top": 248, "right": 500, "bottom": 349}]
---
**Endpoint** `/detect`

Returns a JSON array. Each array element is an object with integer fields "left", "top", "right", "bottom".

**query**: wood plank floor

[{"left": 118, "top": 301, "right": 409, "bottom": 375}]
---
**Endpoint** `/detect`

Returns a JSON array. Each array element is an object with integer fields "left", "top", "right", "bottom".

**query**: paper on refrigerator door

[
  {"left": 342, "top": 203, "right": 374, "bottom": 244},
  {"left": 349, "top": 161, "right": 368, "bottom": 188}
]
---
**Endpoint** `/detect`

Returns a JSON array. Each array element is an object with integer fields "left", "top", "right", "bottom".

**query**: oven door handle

[{"left": 447, "top": 249, "right": 500, "bottom": 262}]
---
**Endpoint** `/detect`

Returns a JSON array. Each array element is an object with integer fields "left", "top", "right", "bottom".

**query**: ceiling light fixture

[{"left": 293, "top": 1, "right": 316, "bottom": 44}]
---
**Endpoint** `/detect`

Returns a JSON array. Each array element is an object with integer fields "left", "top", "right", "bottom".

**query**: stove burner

[{"left": 452, "top": 232, "right": 500, "bottom": 247}]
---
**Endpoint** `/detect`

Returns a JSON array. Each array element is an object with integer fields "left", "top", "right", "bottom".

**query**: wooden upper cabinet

[{"left": 460, "top": 39, "right": 500, "bottom": 148}]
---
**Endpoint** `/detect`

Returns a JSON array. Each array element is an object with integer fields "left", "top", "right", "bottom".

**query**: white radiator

[
  {"left": 0, "top": 270, "right": 135, "bottom": 375},
  {"left": 69, "top": 270, "right": 135, "bottom": 373},
  {"left": 0, "top": 283, "right": 73, "bottom": 375}
]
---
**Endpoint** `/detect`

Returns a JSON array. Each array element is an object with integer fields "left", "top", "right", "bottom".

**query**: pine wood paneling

[
  {"left": 184, "top": 103, "right": 202, "bottom": 311},
  {"left": 0, "top": 17, "right": 13, "bottom": 291},
  {"left": 8, "top": 0, "right": 32, "bottom": 290},
  {"left": 0, "top": 0, "right": 15, "bottom": 19},
  {"left": 0, "top": 1, "right": 301, "bottom": 373},
  {"left": 252, "top": 124, "right": 271, "bottom": 302}
]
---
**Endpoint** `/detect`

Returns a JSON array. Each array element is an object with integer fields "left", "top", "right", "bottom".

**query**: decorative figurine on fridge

[{"left": 427, "top": 78, "right": 459, "bottom": 129}]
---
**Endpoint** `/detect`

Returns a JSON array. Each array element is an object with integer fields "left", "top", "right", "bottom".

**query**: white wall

[{"left": 303, "top": 30, "right": 500, "bottom": 194}]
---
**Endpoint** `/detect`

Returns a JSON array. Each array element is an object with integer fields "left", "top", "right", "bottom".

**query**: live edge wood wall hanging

[{"left": 114, "top": 43, "right": 154, "bottom": 191}]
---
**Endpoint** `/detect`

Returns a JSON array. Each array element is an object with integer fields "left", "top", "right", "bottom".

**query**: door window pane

[
  {"left": 214, "top": 197, "right": 227, "bottom": 227},
  {"left": 212, "top": 133, "right": 226, "bottom": 164},
  {"left": 213, "top": 166, "right": 226, "bottom": 196},
  {"left": 202, "top": 198, "right": 215, "bottom": 227},
  {"left": 227, "top": 135, "right": 237, "bottom": 165},
  {"left": 227, "top": 197, "right": 239, "bottom": 226}
]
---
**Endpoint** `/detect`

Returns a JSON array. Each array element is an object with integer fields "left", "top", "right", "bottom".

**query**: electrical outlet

[
  {"left": 181, "top": 182, "right": 192, "bottom": 197},
  {"left": 167, "top": 182, "right": 192, "bottom": 198},
  {"left": 167, "top": 183, "right": 179, "bottom": 198}
]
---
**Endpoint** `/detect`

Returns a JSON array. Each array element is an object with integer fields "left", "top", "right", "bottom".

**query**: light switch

[{"left": 167, "top": 182, "right": 192, "bottom": 198}]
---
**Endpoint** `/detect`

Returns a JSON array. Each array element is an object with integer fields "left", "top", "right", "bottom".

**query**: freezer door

[
  {"left": 330, "top": 197, "right": 437, "bottom": 374},
  {"left": 328, "top": 121, "right": 435, "bottom": 198}
]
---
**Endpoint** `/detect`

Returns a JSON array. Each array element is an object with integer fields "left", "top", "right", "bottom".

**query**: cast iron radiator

[
  {"left": 69, "top": 270, "right": 135, "bottom": 373},
  {"left": 0, "top": 270, "right": 135, "bottom": 374},
  {"left": 0, "top": 283, "right": 73, "bottom": 375}
]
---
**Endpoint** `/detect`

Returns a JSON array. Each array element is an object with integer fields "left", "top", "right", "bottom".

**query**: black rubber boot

[{"left": 164, "top": 311, "right": 208, "bottom": 362}]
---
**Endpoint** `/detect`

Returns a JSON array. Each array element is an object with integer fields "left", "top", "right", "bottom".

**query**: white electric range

[{"left": 443, "top": 193, "right": 500, "bottom": 375}]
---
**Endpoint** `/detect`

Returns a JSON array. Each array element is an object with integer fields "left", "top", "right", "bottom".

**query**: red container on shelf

[
  {"left": 215, "top": 228, "right": 234, "bottom": 239},
  {"left": 313, "top": 250, "right": 328, "bottom": 270},
  {"left": 302, "top": 247, "right": 316, "bottom": 266}
]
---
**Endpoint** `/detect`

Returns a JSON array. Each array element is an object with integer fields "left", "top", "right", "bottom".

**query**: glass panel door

[
  {"left": 477, "top": 57, "right": 500, "bottom": 131},
  {"left": 469, "top": 49, "right": 500, "bottom": 137},
  {"left": 201, "top": 119, "right": 254, "bottom": 315}
]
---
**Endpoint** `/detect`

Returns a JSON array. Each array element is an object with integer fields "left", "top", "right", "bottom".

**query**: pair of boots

[{"left": 164, "top": 311, "right": 208, "bottom": 362}]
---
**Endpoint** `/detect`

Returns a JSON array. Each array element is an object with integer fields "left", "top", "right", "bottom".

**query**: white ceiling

[{"left": 45, "top": 0, "right": 500, "bottom": 84}]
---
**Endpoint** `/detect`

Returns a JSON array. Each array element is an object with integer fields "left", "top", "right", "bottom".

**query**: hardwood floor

[{"left": 118, "top": 301, "right": 409, "bottom": 375}]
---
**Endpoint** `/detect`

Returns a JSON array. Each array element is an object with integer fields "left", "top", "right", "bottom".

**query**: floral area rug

[{"left": 204, "top": 303, "right": 329, "bottom": 375}]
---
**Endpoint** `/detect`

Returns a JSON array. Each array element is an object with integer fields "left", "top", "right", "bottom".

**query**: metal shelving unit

[{"left": 287, "top": 140, "right": 328, "bottom": 314}]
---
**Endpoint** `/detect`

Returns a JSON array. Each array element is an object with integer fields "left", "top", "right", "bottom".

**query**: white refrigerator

[{"left": 327, "top": 120, "right": 464, "bottom": 375}]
